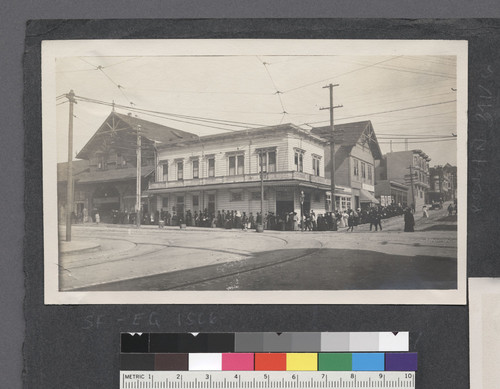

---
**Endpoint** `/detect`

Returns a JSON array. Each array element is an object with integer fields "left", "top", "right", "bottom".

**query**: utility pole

[
  {"left": 390, "top": 140, "right": 393, "bottom": 153},
  {"left": 320, "top": 83, "right": 343, "bottom": 227},
  {"left": 259, "top": 152, "right": 264, "bottom": 232},
  {"left": 135, "top": 124, "right": 142, "bottom": 228},
  {"left": 408, "top": 165, "right": 416, "bottom": 213},
  {"left": 65, "top": 90, "right": 76, "bottom": 242}
]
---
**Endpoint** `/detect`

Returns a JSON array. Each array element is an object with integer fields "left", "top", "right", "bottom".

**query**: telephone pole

[
  {"left": 320, "top": 84, "right": 343, "bottom": 225},
  {"left": 65, "top": 90, "right": 76, "bottom": 242},
  {"left": 408, "top": 165, "right": 416, "bottom": 212},
  {"left": 135, "top": 124, "right": 142, "bottom": 228},
  {"left": 260, "top": 153, "right": 264, "bottom": 230}
]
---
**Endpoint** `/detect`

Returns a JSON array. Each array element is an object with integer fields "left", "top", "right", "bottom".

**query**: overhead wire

[
  {"left": 126, "top": 86, "right": 273, "bottom": 96},
  {"left": 72, "top": 95, "right": 269, "bottom": 132},
  {"left": 337, "top": 58, "right": 455, "bottom": 79},
  {"left": 283, "top": 56, "right": 402, "bottom": 93},
  {"left": 302, "top": 100, "right": 457, "bottom": 126},
  {"left": 379, "top": 138, "right": 457, "bottom": 144},
  {"left": 256, "top": 56, "right": 288, "bottom": 122},
  {"left": 73, "top": 95, "right": 265, "bottom": 127},
  {"left": 374, "top": 110, "right": 456, "bottom": 126}
]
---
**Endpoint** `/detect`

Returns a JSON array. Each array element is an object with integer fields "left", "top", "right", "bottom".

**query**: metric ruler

[{"left": 120, "top": 371, "right": 416, "bottom": 389}]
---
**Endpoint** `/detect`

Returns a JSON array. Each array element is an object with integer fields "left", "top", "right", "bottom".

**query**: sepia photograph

[{"left": 42, "top": 39, "right": 467, "bottom": 304}]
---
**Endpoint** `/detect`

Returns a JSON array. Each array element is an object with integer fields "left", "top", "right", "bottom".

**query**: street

[{"left": 59, "top": 206, "right": 457, "bottom": 292}]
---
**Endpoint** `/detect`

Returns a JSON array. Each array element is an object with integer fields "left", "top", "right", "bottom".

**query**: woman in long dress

[
  {"left": 404, "top": 208, "right": 414, "bottom": 232},
  {"left": 338, "top": 210, "right": 346, "bottom": 228}
]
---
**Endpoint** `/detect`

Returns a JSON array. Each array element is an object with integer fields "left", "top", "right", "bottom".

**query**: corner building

[{"left": 147, "top": 124, "right": 340, "bottom": 218}]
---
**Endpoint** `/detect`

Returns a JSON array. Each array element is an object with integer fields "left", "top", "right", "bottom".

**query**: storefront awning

[{"left": 360, "top": 189, "right": 380, "bottom": 204}]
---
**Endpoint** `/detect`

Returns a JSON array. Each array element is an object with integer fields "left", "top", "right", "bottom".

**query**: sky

[{"left": 54, "top": 54, "right": 458, "bottom": 165}]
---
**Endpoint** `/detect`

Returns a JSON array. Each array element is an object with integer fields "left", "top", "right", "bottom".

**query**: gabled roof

[
  {"left": 57, "top": 160, "right": 89, "bottom": 182},
  {"left": 76, "top": 111, "right": 199, "bottom": 160},
  {"left": 311, "top": 120, "right": 383, "bottom": 160},
  {"left": 73, "top": 166, "right": 154, "bottom": 184}
]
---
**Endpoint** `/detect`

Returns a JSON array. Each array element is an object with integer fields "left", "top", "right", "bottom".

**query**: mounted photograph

[{"left": 42, "top": 39, "right": 467, "bottom": 304}]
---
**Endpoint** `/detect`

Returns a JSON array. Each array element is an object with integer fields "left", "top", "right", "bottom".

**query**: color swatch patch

[
  {"left": 122, "top": 332, "right": 409, "bottom": 353},
  {"left": 120, "top": 333, "right": 416, "bottom": 372}
]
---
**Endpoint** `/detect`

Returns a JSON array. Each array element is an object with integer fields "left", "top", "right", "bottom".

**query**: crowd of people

[
  {"left": 93, "top": 202, "right": 411, "bottom": 232},
  {"left": 73, "top": 199, "right": 457, "bottom": 233}
]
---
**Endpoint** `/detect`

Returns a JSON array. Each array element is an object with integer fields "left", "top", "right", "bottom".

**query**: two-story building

[
  {"left": 59, "top": 112, "right": 386, "bottom": 223},
  {"left": 375, "top": 150, "right": 431, "bottom": 211},
  {"left": 57, "top": 111, "right": 199, "bottom": 223},
  {"left": 146, "top": 123, "right": 344, "bottom": 219},
  {"left": 311, "top": 120, "right": 382, "bottom": 210}
]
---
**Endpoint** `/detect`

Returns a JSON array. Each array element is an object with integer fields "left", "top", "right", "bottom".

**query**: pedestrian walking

[
  {"left": 310, "top": 210, "right": 317, "bottom": 231},
  {"left": 404, "top": 208, "right": 415, "bottom": 232},
  {"left": 422, "top": 205, "right": 429, "bottom": 218},
  {"left": 342, "top": 210, "right": 348, "bottom": 229},
  {"left": 293, "top": 212, "right": 299, "bottom": 231},
  {"left": 369, "top": 208, "right": 377, "bottom": 231},
  {"left": 95, "top": 211, "right": 100, "bottom": 225},
  {"left": 375, "top": 209, "right": 382, "bottom": 231},
  {"left": 347, "top": 210, "right": 354, "bottom": 232}
]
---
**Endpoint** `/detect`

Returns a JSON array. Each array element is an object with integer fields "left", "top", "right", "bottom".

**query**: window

[
  {"left": 97, "top": 156, "right": 106, "bottom": 170},
  {"left": 353, "top": 159, "right": 359, "bottom": 177},
  {"left": 237, "top": 155, "right": 245, "bottom": 175},
  {"left": 294, "top": 151, "right": 304, "bottom": 172},
  {"left": 251, "top": 191, "right": 268, "bottom": 201},
  {"left": 312, "top": 156, "right": 321, "bottom": 176},
  {"left": 231, "top": 192, "right": 242, "bottom": 201},
  {"left": 162, "top": 197, "right": 169, "bottom": 208},
  {"left": 229, "top": 156, "right": 236, "bottom": 175},
  {"left": 192, "top": 160, "right": 199, "bottom": 179},
  {"left": 208, "top": 158, "right": 215, "bottom": 177},
  {"left": 259, "top": 153, "right": 267, "bottom": 172},
  {"left": 257, "top": 149, "right": 277, "bottom": 173},
  {"left": 367, "top": 165, "right": 372, "bottom": 182},
  {"left": 162, "top": 162, "right": 168, "bottom": 181},
  {"left": 228, "top": 154, "right": 244, "bottom": 176},
  {"left": 268, "top": 151, "right": 276, "bottom": 172},
  {"left": 177, "top": 161, "right": 183, "bottom": 180},
  {"left": 361, "top": 162, "right": 366, "bottom": 179},
  {"left": 192, "top": 195, "right": 199, "bottom": 207}
]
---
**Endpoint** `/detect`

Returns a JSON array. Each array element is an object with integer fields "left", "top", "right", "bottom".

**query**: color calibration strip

[
  {"left": 121, "top": 332, "right": 409, "bottom": 353},
  {"left": 121, "top": 352, "right": 417, "bottom": 372}
]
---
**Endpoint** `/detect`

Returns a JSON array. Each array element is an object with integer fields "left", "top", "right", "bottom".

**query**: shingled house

[{"left": 311, "top": 120, "right": 382, "bottom": 210}]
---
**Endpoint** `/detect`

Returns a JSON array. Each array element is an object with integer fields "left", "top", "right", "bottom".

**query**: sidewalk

[{"left": 59, "top": 239, "right": 100, "bottom": 254}]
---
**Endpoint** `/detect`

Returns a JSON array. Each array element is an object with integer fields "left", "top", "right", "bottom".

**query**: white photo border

[{"left": 42, "top": 39, "right": 468, "bottom": 305}]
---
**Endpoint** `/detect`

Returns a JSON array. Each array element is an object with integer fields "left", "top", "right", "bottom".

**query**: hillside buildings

[
  {"left": 428, "top": 163, "right": 457, "bottom": 202},
  {"left": 374, "top": 150, "right": 431, "bottom": 210}
]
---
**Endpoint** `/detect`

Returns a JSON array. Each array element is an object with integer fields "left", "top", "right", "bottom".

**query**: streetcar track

[
  {"left": 64, "top": 233, "right": 288, "bottom": 269},
  {"left": 164, "top": 239, "right": 325, "bottom": 290}
]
